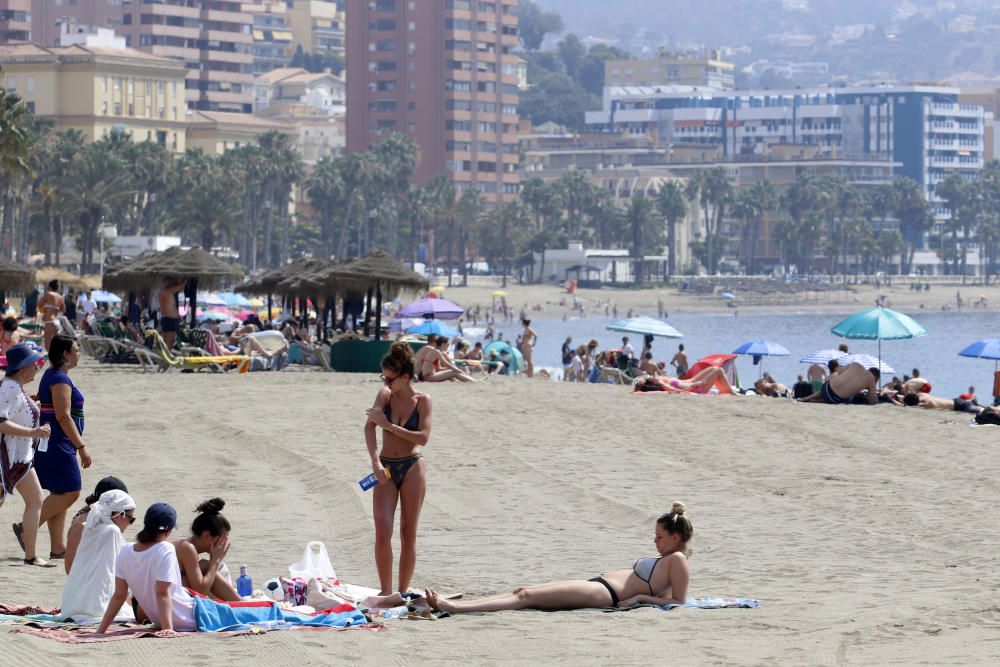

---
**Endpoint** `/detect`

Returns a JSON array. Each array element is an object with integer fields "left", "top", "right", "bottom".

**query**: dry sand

[{"left": 2, "top": 360, "right": 999, "bottom": 665}]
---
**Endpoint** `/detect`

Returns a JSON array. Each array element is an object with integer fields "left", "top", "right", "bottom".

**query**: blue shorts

[{"left": 33, "top": 440, "right": 82, "bottom": 494}]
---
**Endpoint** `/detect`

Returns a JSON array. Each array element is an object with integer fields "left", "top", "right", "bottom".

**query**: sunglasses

[
  {"left": 117, "top": 512, "right": 136, "bottom": 525},
  {"left": 379, "top": 373, "right": 400, "bottom": 385}
]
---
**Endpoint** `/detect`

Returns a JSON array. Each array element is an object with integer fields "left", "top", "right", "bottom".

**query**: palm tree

[
  {"left": 257, "top": 131, "right": 303, "bottom": 266},
  {"left": 892, "top": 177, "right": 931, "bottom": 275},
  {"left": 934, "top": 173, "right": 968, "bottom": 279},
  {"left": 455, "top": 188, "right": 482, "bottom": 286},
  {"left": 372, "top": 134, "right": 418, "bottom": 259},
  {"left": 61, "top": 144, "right": 132, "bottom": 270},
  {"left": 0, "top": 89, "right": 34, "bottom": 260},
  {"left": 731, "top": 188, "right": 762, "bottom": 274},
  {"left": 655, "top": 180, "right": 687, "bottom": 277},
  {"left": 520, "top": 177, "right": 563, "bottom": 233},
  {"left": 555, "top": 171, "right": 596, "bottom": 239},
  {"left": 482, "top": 201, "right": 530, "bottom": 287},
  {"left": 167, "top": 155, "right": 241, "bottom": 249},
  {"left": 336, "top": 152, "right": 376, "bottom": 260},
  {"left": 307, "top": 155, "right": 345, "bottom": 260},
  {"left": 700, "top": 166, "right": 732, "bottom": 274},
  {"left": 625, "top": 194, "right": 658, "bottom": 285}
]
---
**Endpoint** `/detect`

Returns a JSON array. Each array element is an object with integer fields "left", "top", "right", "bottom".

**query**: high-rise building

[
  {"left": 346, "top": 0, "right": 520, "bottom": 203},
  {"left": 604, "top": 48, "right": 735, "bottom": 90},
  {"left": 244, "top": 1, "right": 294, "bottom": 75},
  {"left": 0, "top": 0, "right": 30, "bottom": 43},
  {"left": 31, "top": 1, "right": 254, "bottom": 113},
  {"left": 287, "top": 0, "right": 345, "bottom": 55}
]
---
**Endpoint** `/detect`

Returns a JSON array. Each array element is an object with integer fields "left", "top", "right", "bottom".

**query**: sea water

[{"left": 474, "top": 310, "right": 1000, "bottom": 398}]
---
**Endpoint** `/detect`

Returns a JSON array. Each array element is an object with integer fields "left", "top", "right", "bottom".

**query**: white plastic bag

[{"left": 289, "top": 541, "right": 337, "bottom": 580}]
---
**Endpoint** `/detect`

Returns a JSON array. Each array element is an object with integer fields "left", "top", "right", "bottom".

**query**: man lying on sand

[
  {"left": 425, "top": 502, "right": 692, "bottom": 613},
  {"left": 898, "top": 392, "right": 983, "bottom": 415}
]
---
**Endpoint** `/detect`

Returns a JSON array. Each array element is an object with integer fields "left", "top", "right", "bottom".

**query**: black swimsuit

[{"left": 380, "top": 399, "right": 422, "bottom": 489}]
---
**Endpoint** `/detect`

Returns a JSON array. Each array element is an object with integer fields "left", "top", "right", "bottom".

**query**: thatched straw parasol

[
  {"left": 103, "top": 247, "right": 243, "bottom": 325},
  {"left": 329, "top": 251, "right": 429, "bottom": 337},
  {"left": 0, "top": 258, "right": 36, "bottom": 301}
]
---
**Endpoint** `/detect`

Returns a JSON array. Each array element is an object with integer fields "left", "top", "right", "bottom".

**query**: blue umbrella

[
  {"left": 733, "top": 339, "right": 789, "bottom": 375},
  {"left": 831, "top": 306, "right": 927, "bottom": 376},
  {"left": 217, "top": 291, "right": 253, "bottom": 308},
  {"left": 607, "top": 316, "right": 683, "bottom": 338},
  {"left": 406, "top": 319, "right": 459, "bottom": 337},
  {"left": 90, "top": 289, "right": 122, "bottom": 304},
  {"left": 720, "top": 292, "right": 736, "bottom": 300},
  {"left": 958, "top": 338, "right": 1000, "bottom": 361},
  {"left": 799, "top": 349, "right": 844, "bottom": 365}
]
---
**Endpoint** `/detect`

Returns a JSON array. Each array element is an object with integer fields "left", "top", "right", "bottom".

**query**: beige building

[
  {"left": 254, "top": 66, "right": 344, "bottom": 113},
  {"left": 0, "top": 0, "right": 30, "bottom": 43},
  {"left": 244, "top": 1, "right": 294, "bottom": 74},
  {"left": 605, "top": 48, "right": 735, "bottom": 90},
  {"left": 0, "top": 43, "right": 188, "bottom": 150},
  {"left": 186, "top": 109, "right": 291, "bottom": 154},
  {"left": 31, "top": 0, "right": 254, "bottom": 113},
  {"left": 286, "top": 0, "right": 344, "bottom": 54}
]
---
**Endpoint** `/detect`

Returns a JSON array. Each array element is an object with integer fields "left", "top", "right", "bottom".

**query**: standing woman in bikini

[
  {"left": 37, "top": 280, "right": 66, "bottom": 351},
  {"left": 364, "top": 341, "right": 432, "bottom": 595},
  {"left": 520, "top": 319, "right": 538, "bottom": 378}
]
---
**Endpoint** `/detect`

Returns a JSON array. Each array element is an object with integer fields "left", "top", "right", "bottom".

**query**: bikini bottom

[
  {"left": 379, "top": 455, "right": 422, "bottom": 490},
  {"left": 588, "top": 576, "right": 620, "bottom": 607}
]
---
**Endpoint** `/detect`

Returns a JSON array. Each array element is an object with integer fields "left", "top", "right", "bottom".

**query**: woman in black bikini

[
  {"left": 425, "top": 503, "right": 692, "bottom": 613},
  {"left": 364, "top": 341, "right": 432, "bottom": 595}
]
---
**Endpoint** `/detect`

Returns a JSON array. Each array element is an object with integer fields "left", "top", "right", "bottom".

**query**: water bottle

[
  {"left": 236, "top": 564, "right": 253, "bottom": 598},
  {"left": 359, "top": 469, "right": 391, "bottom": 491},
  {"left": 37, "top": 437, "right": 49, "bottom": 453}
]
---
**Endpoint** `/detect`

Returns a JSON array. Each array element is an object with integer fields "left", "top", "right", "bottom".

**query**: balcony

[
  {"left": 202, "top": 9, "right": 249, "bottom": 25},
  {"left": 144, "top": 23, "right": 200, "bottom": 40},
  {"left": 204, "top": 29, "right": 252, "bottom": 44}
]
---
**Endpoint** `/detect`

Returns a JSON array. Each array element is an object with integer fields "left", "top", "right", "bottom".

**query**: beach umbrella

[
  {"left": 197, "top": 291, "right": 227, "bottom": 307},
  {"left": 838, "top": 353, "right": 895, "bottom": 376},
  {"left": 429, "top": 285, "right": 446, "bottom": 293},
  {"left": 607, "top": 316, "right": 683, "bottom": 338},
  {"left": 733, "top": 339, "right": 789, "bottom": 376},
  {"left": 831, "top": 306, "right": 926, "bottom": 376},
  {"left": 90, "top": 289, "right": 122, "bottom": 304},
  {"left": 390, "top": 317, "right": 427, "bottom": 333},
  {"left": 406, "top": 319, "right": 460, "bottom": 337},
  {"left": 198, "top": 309, "right": 232, "bottom": 322},
  {"left": 216, "top": 291, "right": 253, "bottom": 308},
  {"left": 958, "top": 339, "right": 1000, "bottom": 388},
  {"left": 0, "top": 257, "right": 35, "bottom": 294},
  {"left": 491, "top": 290, "right": 507, "bottom": 297},
  {"left": 719, "top": 292, "right": 736, "bottom": 300},
  {"left": 799, "top": 349, "right": 844, "bottom": 365},
  {"left": 395, "top": 297, "right": 464, "bottom": 320}
]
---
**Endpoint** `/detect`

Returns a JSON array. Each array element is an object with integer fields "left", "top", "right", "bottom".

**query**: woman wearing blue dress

[{"left": 33, "top": 335, "right": 91, "bottom": 559}]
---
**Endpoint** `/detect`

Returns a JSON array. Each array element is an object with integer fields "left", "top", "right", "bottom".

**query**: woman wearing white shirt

[
  {"left": 98, "top": 502, "right": 196, "bottom": 636},
  {"left": 0, "top": 344, "right": 51, "bottom": 566}
]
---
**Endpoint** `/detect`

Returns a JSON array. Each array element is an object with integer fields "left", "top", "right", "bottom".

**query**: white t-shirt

[
  {"left": 0, "top": 379, "right": 38, "bottom": 466},
  {"left": 81, "top": 298, "right": 97, "bottom": 315},
  {"left": 622, "top": 342, "right": 635, "bottom": 358},
  {"left": 115, "top": 541, "right": 196, "bottom": 631}
]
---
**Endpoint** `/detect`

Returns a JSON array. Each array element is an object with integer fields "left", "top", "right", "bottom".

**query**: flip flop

[{"left": 12, "top": 523, "right": 24, "bottom": 551}]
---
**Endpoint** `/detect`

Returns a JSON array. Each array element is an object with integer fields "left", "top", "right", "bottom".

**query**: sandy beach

[
  {"left": 1, "top": 359, "right": 999, "bottom": 665},
  {"left": 441, "top": 280, "right": 1000, "bottom": 322}
]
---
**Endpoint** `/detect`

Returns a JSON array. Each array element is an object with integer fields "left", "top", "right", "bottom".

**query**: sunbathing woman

[
  {"left": 417, "top": 336, "right": 473, "bottom": 382},
  {"left": 426, "top": 503, "right": 692, "bottom": 613},
  {"left": 800, "top": 363, "right": 879, "bottom": 405},
  {"left": 660, "top": 366, "right": 738, "bottom": 394},
  {"left": 170, "top": 498, "right": 239, "bottom": 601},
  {"left": 365, "top": 342, "right": 432, "bottom": 595}
]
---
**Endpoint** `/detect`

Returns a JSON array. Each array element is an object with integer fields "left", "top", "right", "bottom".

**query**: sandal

[
  {"left": 23, "top": 556, "right": 47, "bottom": 567},
  {"left": 49, "top": 552, "right": 66, "bottom": 560},
  {"left": 12, "top": 523, "right": 24, "bottom": 551}
]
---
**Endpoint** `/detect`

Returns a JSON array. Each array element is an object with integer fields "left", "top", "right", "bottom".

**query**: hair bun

[
  {"left": 671, "top": 501, "right": 686, "bottom": 516},
  {"left": 196, "top": 497, "right": 225, "bottom": 514}
]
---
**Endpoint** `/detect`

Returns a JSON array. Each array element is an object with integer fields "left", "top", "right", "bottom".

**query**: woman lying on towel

[
  {"left": 425, "top": 502, "right": 692, "bottom": 613},
  {"left": 634, "top": 366, "right": 737, "bottom": 394},
  {"left": 59, "top": 490, "right": 136, "bottom": 622}
]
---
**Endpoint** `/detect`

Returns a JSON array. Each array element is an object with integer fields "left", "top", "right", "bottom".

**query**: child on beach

[{"left": 425, "top": 502, "right": 692, "bottom": 613}]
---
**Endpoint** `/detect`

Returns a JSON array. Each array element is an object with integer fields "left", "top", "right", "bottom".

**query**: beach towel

[
  {"left": 192, "top": 596, "right": 367, "bottom": 632},
  {"left": 658, "top": 596, "right": 761, "bottom": 611}
]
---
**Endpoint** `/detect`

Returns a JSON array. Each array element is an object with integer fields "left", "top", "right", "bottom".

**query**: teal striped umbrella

[{"left": 831, "top": 307, "right": 927, "bottom": 376}]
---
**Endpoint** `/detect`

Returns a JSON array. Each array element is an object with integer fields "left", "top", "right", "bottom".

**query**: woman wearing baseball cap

[{"left": 98, "top": 502, "right": 197, "bottom": 636}]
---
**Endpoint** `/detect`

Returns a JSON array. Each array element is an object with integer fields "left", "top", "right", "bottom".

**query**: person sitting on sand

[
  {"left": 171, "top": 498, "right": 239, "bottom": 601},
  {"left": 806, "top": 363, "right": 827, "bottom": 393},
  {"left": 466, "top": 342, "right": 483, "bottom": 361},
  {"left": 365, "top": 342, "right": 432, "bottom": 595},
  {"left": 898, "top": 392, "right": 983, "bottom": 415},
  {"left": 425, "top": 503, "right": 691, "bottom": 613},
  {"left": 98, "top": 503, "right": 196, "bottom": 636},
  {"left": 228, "top": 320, "right": 258, "bottom": 347},
  {"left": 65, "top": 476, "right": 129, "bottom": 574},
  {"left": 902, "top": 372, "right": 933, "bottom": 395},
  {"left": 416, "top": 336, "right": 473, "bottom": 382},
  {"left": 639, "top": 352, "right": 660, "bottom": 376},
  {"left": 1, "top": 315, "right": 21, "bottom": 354},
  {"left": 800, "top": 363, "right": 879, "bottom": 405},
  {"left": 59, "top": 489, "right": 136, "bottom": 622}
]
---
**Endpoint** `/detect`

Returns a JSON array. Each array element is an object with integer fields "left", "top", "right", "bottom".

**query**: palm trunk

[{"left": 262, "top": 188, "right": 274, "bottom": 267}]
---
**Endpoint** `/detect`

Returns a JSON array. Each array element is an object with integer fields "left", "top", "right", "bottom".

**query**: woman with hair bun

[
  {"left": 170, "top": 498, "right": 239, "bottom": 601},
  {"left": 425, "top": 502, "right": 693, "bottom": 613},
  {"left": 364, "top": 341, "right": 432, "bottom": 595}
]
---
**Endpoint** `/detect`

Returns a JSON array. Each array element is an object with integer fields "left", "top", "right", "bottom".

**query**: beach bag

[
  {"left": 289, "top": 541, "right": 337, "bottom": 581},
  {"left": 279, "top": 576, "right": 310, "bottom": 606}
]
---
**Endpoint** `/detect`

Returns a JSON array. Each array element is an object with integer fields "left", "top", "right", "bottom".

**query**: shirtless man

[
  {"left": 670, "top": 344, "right": 689, "bottom": 377},
  {"left": 37, "top": 280, "right": 66, "bottom": 350},
  {"left": 899, "top": 392, "right": 982, "bottom": 415},
  {"left": 158, "top": 278, "right": 186, "bottom": 349}
]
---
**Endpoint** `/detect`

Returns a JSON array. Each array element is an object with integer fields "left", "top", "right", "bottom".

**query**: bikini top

[
  {"left": 384, "top": 398, "right": 420, "bottom": 431},
  {"left": 633, "top": 556, "right": 662, "bottom": 593}
]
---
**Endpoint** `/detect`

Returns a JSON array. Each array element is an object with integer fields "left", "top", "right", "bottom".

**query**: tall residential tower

[{"left": 345, "top": 0, "right": 520, "bottom": 202}]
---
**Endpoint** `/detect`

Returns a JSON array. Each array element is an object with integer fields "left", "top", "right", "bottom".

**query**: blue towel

[{"left": 193, "top": 597, "right": 367, "bottom": 632}]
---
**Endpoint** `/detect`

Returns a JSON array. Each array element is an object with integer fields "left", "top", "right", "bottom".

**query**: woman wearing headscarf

[{"left": 59, "top": 489, "right": 137, "bottom": 622}]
